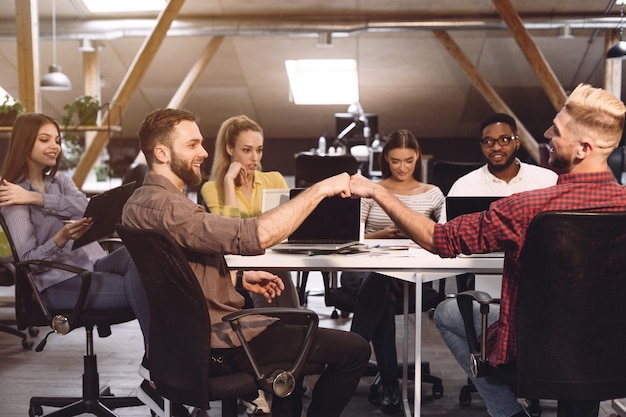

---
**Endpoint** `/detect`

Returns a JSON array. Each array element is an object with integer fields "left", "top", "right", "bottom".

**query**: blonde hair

[
  {"left": 564, "top": 84, "right": 625, "bottom": 153},
  {"left": 209, "top": 115, "right": 263, "bottom": 201}
]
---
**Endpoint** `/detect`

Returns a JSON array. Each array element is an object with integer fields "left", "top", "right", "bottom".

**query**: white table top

[{"left": 225, "top": 239, "right": 504, "bottom": 281}]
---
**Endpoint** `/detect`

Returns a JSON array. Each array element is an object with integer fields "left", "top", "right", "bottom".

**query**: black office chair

[
  {"left": 294, "top": 152, "right": 358, "bottom": 188},
  {"left": 122, "top": 162, "right": 149, "bottom": 190},
  {"left": 0, "top": 252, "right": 36, "bottom": 349},
  {"left": 116, "top": 225, "right": 324, "bottom": 417},
  {"left": 429, "top": 160, "right": 484, "bottom": 196},
  {"left": 0, "top": 212, "right": 142, "bottom": 417},
  {"left": 457, "top": 211, "right": 626, "bottom": 416},
  {"left": 293, "top": 152, "right": 359, "bottom": 306},
  {"left": 608, "top": 145, "right": 625, "bottom": 184}
]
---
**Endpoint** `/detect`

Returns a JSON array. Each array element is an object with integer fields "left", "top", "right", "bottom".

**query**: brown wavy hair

[{"left": 1, "top": 113, "right": 61, "bottom": 182}]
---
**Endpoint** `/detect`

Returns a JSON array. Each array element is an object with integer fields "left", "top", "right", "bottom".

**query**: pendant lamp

[{"left": 41, "top": 0, "right": 72, "bottom": 90}]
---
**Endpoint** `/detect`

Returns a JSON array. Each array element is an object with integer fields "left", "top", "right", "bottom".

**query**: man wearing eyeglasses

[{"left": 447, "top": 113, "right": 558, "bottom": 197}]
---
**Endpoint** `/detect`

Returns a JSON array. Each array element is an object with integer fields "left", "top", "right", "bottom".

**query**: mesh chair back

[{"left": 516, "top": 211, "right": 626, "bottom": 401}]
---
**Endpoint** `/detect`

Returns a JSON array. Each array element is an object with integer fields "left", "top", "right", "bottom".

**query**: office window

[
  {"left": 285, "top": 59, "right": 359, "bottom": 105},
  {"left": 81, "top": 0, "right": 165, "bottom": 13}
]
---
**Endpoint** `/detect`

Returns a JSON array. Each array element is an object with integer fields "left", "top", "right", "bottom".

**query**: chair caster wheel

[
  {"left": 22, "top": 339, "right": 34, "bottom": 350},
  {"left": 432, "top": 382, "right": 443, "bottom": 399},
  {"left": 29, "top": 404, "right": 43, "bottom": 417},
  {"left": 28, "top": 327, "right": 39, "bottom": 337},
  {"left": 331, "top": 309, "right": 339, "bottom": 319},
  {"left": 459, "top": 386, "right": 472, "bottom": 407}
]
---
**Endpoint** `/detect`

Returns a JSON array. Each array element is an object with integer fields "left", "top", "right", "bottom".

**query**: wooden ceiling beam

[
  {"left": 168, "top": 36, "right": 224, "bottom": 109},
  {"left": 72, "top": 0, "right": 186, "bottom": 188},
  {"left": 434, "top": 30, "right": 540, "bottom": 163},
  {"left": 492, "top": 0, "right": 567, "bottom": 111}
]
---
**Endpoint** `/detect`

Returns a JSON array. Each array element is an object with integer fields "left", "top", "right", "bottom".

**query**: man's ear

[
  {"left": 153, "top": 144, "right": 170, "bottom": 164},
  {"left": 575, "top": 140, "right": 592, "bottom": 159}
]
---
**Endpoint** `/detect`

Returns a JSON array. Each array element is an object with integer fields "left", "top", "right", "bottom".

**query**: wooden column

[
  {"left": 14, "top": 0, "right": 39, "bottom": 112},
  {"left": 604, "top": 29, "right": 622, "bottom": 99}
]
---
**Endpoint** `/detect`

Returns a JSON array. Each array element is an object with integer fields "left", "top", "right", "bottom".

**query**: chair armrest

[
  {"left": 16, "top": 260, "right": 91, "bottom": 333},
  {"left": 456, "top": 290, "right": 495, "bottom": 377},
  {"left": 223, "top": 308, "right": 319, "bottom": 396},
  {"left": 97, "top": 237, "right": 124, "bottom": 253}
]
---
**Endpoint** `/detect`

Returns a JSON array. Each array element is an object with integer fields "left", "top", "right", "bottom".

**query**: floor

[{"left": 0, "top": 273, "right": 621, "bottom": 417}]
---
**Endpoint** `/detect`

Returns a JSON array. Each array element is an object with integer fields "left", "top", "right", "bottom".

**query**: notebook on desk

[
  {"left": 270, "top": 188, "right": 362, "bottom": 253},
  {"left": 71, "top": 182, "right": 136, "bottom": 250},
  {"left": 445, "top": 196, "right": 502, "bottom": 220}
]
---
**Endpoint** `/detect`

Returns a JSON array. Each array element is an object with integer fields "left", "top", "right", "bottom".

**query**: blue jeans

[
  {"left": 41, "top": 247, "right": 149, "bottom": 344},
  {"left": 433, "top": 298, "right": 523, "bottom": 417}
]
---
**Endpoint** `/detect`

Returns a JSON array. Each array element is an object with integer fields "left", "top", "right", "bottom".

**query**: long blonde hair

[{"left": 209, "top": 115, "right": 263, "bottom": 200}]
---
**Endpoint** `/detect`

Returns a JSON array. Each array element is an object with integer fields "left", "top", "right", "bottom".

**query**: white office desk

[{"left": 225, "top": 241, "right": 504, "bottom": 417}]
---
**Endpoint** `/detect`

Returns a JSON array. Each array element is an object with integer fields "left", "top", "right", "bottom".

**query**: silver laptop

[{"left": 270, "top": 188, "right": 362, "bottom": 253}]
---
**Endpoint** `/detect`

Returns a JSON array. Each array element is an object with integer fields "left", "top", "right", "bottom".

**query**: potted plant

[
  {"left": 0, "top": 94, "right": 24, "bottom": 126},
  {"left": 94, "top": 163, "right": 110, "bottom": 181},
  {"left": 61, "top": 95, "right": 101, "bottom": 127}
]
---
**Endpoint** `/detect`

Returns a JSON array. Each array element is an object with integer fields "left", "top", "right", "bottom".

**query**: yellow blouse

[{"left": 201, "top": 170, "right": 288, "bottom": 218}]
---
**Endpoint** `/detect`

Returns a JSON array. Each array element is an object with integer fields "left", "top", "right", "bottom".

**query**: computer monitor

[{"left": 334, "top": 113, "right": 378, "bottom": 146}]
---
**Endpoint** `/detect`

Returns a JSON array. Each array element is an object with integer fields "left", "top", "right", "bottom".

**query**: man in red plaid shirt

[{"left": 350, "top": 83, "right": 626, "bottom": 417}]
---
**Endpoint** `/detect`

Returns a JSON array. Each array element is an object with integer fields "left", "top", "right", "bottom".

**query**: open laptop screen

[{"left": 288, "top": 188, "right": 361, "bottom": 243}]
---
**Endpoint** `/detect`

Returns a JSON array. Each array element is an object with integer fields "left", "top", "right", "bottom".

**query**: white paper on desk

[{"left": 369, "top": 247, "right": 430, "bottom": 257}]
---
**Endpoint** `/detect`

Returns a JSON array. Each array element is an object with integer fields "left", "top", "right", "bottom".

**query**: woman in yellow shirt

[
  {"left": 201, "top": 115, "right": 299, "bottom": 307},
  {"left": 201, "top": 115, "right": 300, "bottom": 415}
]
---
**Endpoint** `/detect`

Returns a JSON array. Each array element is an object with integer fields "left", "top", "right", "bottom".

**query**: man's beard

[
  {"left": 548, "top": 150, "right": 570, "bottom": 173},
  {"left": 171, "top": 152, "right": 202, "bottom": 187},
  {"left": 488, "top": 152, "right": 516, "bottom": 173}
]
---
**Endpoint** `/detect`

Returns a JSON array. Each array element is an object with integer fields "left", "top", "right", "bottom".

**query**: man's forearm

[
  {"left": 256, "top": 184, "right": 327, "bottom": 248},
  {"left": 371, "top": 184, "right": 437, "bottom": 252}
]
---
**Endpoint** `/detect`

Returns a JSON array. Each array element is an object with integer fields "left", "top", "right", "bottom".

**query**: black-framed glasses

[{"left": 480, "top": 135, "right": 518, "bottom": 147}]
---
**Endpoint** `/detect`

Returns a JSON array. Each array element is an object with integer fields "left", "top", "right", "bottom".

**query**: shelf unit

[{"left": 0, "top": 125, "right": 122, "bottom": 133}]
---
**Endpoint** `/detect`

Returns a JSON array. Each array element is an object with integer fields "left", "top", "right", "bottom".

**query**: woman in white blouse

[{"left": 344, "top": 130, "right": 445, "bottom": 413}]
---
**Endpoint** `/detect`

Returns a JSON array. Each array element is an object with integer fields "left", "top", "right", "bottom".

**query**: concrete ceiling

[{"left": 0, "top": 0, "right": 622, "bottom": 146}]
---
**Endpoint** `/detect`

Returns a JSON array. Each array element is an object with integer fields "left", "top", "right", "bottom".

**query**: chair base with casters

[
  {"left": 0, "top": 213, "right": 143, "bottom": 417},
  {"left": 458, "top": 376, "right": 541, "bottom": 416},
  {"left": 27, "top": 322, "right": 144, "bottom": 417},
  {"left": 365, "top": 361, "right": 444, "bottom": 401}
]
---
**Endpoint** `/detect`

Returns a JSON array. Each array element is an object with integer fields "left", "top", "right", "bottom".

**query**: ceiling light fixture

[
  {"left": 41, "top": 0, "right": 72, "bottom": 90},
  {"left": 607, "top": 1, "right": 626, "bottom": 59}
]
